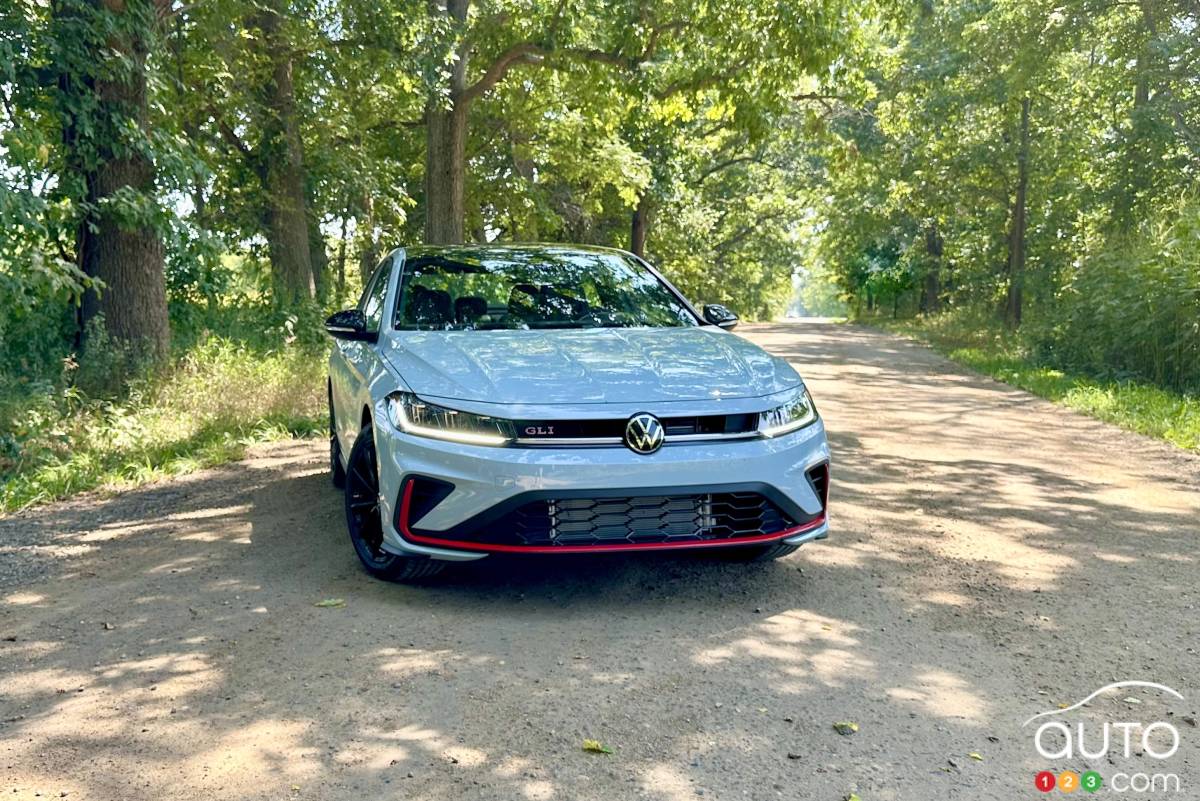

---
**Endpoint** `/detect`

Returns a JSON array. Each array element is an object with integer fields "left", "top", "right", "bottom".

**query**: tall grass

[{"left": 0, "top": 336, "right": 327, "bottom": 512}]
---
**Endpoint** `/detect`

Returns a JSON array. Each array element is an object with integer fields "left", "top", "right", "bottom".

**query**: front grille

[
  {"left": 513, "top": 413, "right": 757, "bottom": 443},
  {"left": 462, "top": 492, "right": 800, "bottom": 547}
]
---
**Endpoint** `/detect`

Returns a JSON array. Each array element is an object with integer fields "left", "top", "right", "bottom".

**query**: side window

[{"left": 360, "top": 257, "right": 392, "bottom": 333}]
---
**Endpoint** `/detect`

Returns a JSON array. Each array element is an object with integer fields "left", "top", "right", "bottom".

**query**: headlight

[
  {"left": 385, "top": 392, "right": 515, "bottom": 446},
  {"left": 759, "top": 387, "right": 819, "bottom": 437}
]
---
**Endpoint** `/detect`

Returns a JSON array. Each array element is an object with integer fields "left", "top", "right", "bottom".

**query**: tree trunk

[
  {"left": 336, "top": 212, "right": 349, "bottom": 297},
  {"left": 309, "top": 210, "right": 329, "bottom": 301},
  {"left": 630, "top": 197, "right": 648, "bottom": 257},
  {"left": 1134, "top": 0, "right": 1155, "bottom": 108},
  {"left": 919, "top": 223, "right": 943, "bottom": 314},
  {"left": 1116, "top": 0, "right": 1157, "bottom": 229},
  {"left": 254, "top": 0, "right": 315, "bottom": 305},
  {"left": 424, "top": 105, "right": 468, "bottom": 244},
  {"left": 511, "top": 143, "right": 539, "bottom": 240},
  {"left": 1005, "top": 96, "right": 1031, "bottom": 328},
  {"left": 357, "top": 191, "right": 378, "bottom": 288},
  {"left": 71, "top": 0, "right": 171, "bottom": 362},
  {"left": 424, "top": 0, "right": 470, "bottom": 245}
]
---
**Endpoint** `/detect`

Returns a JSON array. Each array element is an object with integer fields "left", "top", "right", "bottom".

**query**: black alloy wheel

[{"left": 344, "top": 423, "right": 444, "bottom": 581}]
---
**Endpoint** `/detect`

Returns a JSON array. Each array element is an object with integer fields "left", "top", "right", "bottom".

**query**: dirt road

[{"left": 3, "top": 321, "right": 1198, "bottom": 800}]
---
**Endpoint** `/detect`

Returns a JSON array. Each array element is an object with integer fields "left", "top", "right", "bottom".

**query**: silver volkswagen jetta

[{"left": 326, "top": 244, "right": 830, "bottom": 581}]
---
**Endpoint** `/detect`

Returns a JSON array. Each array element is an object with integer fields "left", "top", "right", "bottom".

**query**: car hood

[{"left": 380, "top": 327, "right": 801, "bottom": 405}]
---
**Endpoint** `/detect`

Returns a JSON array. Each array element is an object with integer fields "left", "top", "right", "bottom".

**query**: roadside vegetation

[
  {"left": 2, "top": 0, "right": 1196, "bottom": 510},
  {"left": 874, "top": 312, "right": 1200, "bottom": 453},
  {"left": 796, "top": 0, "right": 1198, "bottom": 453},
  {"left": 0, "top": 328, "right": 326, "bottom": 513}
]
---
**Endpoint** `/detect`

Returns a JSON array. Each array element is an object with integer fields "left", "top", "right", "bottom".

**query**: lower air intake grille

[
  {"left": 476, "top": 492, "right": 798, "bottom": 547},
  {"left": 806, "top": 463, "right": 830, "bottom": 509}
]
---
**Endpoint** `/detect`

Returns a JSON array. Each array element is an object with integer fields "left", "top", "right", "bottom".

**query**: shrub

[{"left": 1044, "top": 193, "right": 1200, "bottom": 392}]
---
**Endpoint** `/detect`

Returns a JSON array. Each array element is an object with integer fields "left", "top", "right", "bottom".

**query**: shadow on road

[{"left": 3, "top": 320, "right": 1198, "bottom": 800}]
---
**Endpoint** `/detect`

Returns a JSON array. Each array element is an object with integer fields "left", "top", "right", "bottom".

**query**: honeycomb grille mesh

[{"left": 487, "top": 492, "right": 797, "bottom": 547}]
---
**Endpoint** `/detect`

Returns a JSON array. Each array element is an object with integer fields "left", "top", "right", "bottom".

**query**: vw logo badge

[{"left": 624, "top": 413, "right": 665, "bottom": 455}]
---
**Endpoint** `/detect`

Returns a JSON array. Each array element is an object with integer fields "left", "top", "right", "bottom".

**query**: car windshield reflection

[{"left": 393, "top": 247, "right": 699, "bottom": 331}]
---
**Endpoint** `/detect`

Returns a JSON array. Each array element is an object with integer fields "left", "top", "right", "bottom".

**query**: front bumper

[{"left": 375, "top": 413, "right": 830, "bottom": 561}]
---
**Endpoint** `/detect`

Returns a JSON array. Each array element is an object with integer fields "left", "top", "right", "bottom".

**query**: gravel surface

[{"left": 2, "top": 320, "right": 1198, "bottom": 800}]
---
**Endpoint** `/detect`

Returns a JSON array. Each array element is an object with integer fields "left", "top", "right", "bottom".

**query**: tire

[
  {"left": 329, "top": 387, "right": 346, "bottom": 489},
  {"left": 330, "top": 435, "right": 347, "bottom": 489},
  {"left": 717, "top": 541, "right": 801, "bottom": 563},
  {"left": 343, "top": 423, "right": 445, "bottom": 582}
]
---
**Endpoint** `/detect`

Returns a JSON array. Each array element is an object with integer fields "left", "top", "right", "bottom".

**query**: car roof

[{"left": 399, "top": 243, "right": 638, "bottom": 262}]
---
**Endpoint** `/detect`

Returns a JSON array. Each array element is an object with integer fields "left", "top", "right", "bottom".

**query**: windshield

[{"left": 393, "top": 248, "right": 699, "bottom": 331}]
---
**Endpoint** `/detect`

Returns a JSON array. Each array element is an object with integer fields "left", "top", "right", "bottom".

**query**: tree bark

[
  {"left": 424, "top": 0, "right": 470, "bottom": 245},
  {"left": 919, "top": 223, "right": 943, "bottom": 313},
  {"left": 253, "top": 0, "right": 315, "bottom": 304},
  {"left": 1116, "top": 0, "right": 1157, "bottom": 229},
  {"left": 1134, "top": 0, "right": 1155, "bottom": 108},
  {"left": 309, "top": 210, "right": 329, "bottom": 301},
  {"left": 336, "top": 211, "right": 349, "bottom": 296},
  {"left": 70, "top": 0, "right": 171, "bottom": 362},
  {"left": 357, "top": 191, "right": 378, "bottom": 288},
  {"left": 630, "top": 197, "right": 648, "bottom": 257},
  {"left": 1005, "top": 96, "right": 1031, "bottom": 328}
]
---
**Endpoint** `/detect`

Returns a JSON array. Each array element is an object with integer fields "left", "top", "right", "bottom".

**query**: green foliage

[
  {"left": 1042, "top": 192, "right": 1200, "bottom": 392},
  {"left": 2, "top": 0, "right": 1195, "bottom": 510},
  {"left": 812, "top": 0, "right": 1199, "bottom": 394}
]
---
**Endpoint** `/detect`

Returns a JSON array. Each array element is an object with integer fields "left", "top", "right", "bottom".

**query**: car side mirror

[
  {"left": 324, "top": 309, "right": 377, "bottom": 342},
  {"left": 703, "top": 304, "right": 739, "bottom": 330}
]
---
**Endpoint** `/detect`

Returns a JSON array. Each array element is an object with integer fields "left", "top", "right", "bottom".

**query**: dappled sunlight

[
  {"left": 329, "top": 731, "right": 411, "bottom": 769},
  {"left": 641, "top": 764, "right": 696, "bottom": 801},
  {"left": 693, "top": 610, "right": 875, "bottom": 690},
  {"left": 376, "top": 723, "right": 488, "bottom": 768},
  {"left": 807, "top": 540, "right": 909, "bottom": 574},
  {"left": 92, "top": 652, "right": 217, "bottom": 688},
  {"left": 932, "top": 527, "right": 1080, "bottom": 590},
  {"left": 375, "top": 647, "right": 451, "bottom": 676},
  {"left": 381, "top": 722, "right": 446, "bottom": 745},
  {"left": 180, "top": 720, "right": 320, "bottom": 786},
  {"left": 521, "top": 778, "right": 557, "bottom": 800},
  {"left": 443, "top": 744, "right": 489, "bottom": 767},
  {"left": 919, "top": 590, "right": 972, "bottom": 607},
  {"left": 585, "top": 670, "right": 637, "bottom": 684},
  {"left": 2, "top": 322, "right": 1197, "bottom": 800},
  {"left": 494, "top": 755, "right": 537, "bottom": 777},
  {"left": 77, "top": 521, "right": 162, "bottom": 541},
  {"left": 146, "top": 555, "right": 209, "bottom": 574},
  {"left": 1093, "top": 551, "right": 1138, "bottom": 564},
  {"left": 4, "top": 591, "right": 47, "bottom": 606},
  {"left": 178, "top": 528, "right": 251, "bottom": 544},
  {"left": 886, "top": 669, "right": 990, "bottom": 723},
  {"left": 1149, "top": 551, "right": 1195, "bottom": 563},
  {"left": 0, "top": 666, "right": 94, "bottom": 701},
  {"left": 167, "top": 504, "right": 253, "bottom": 522}
]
